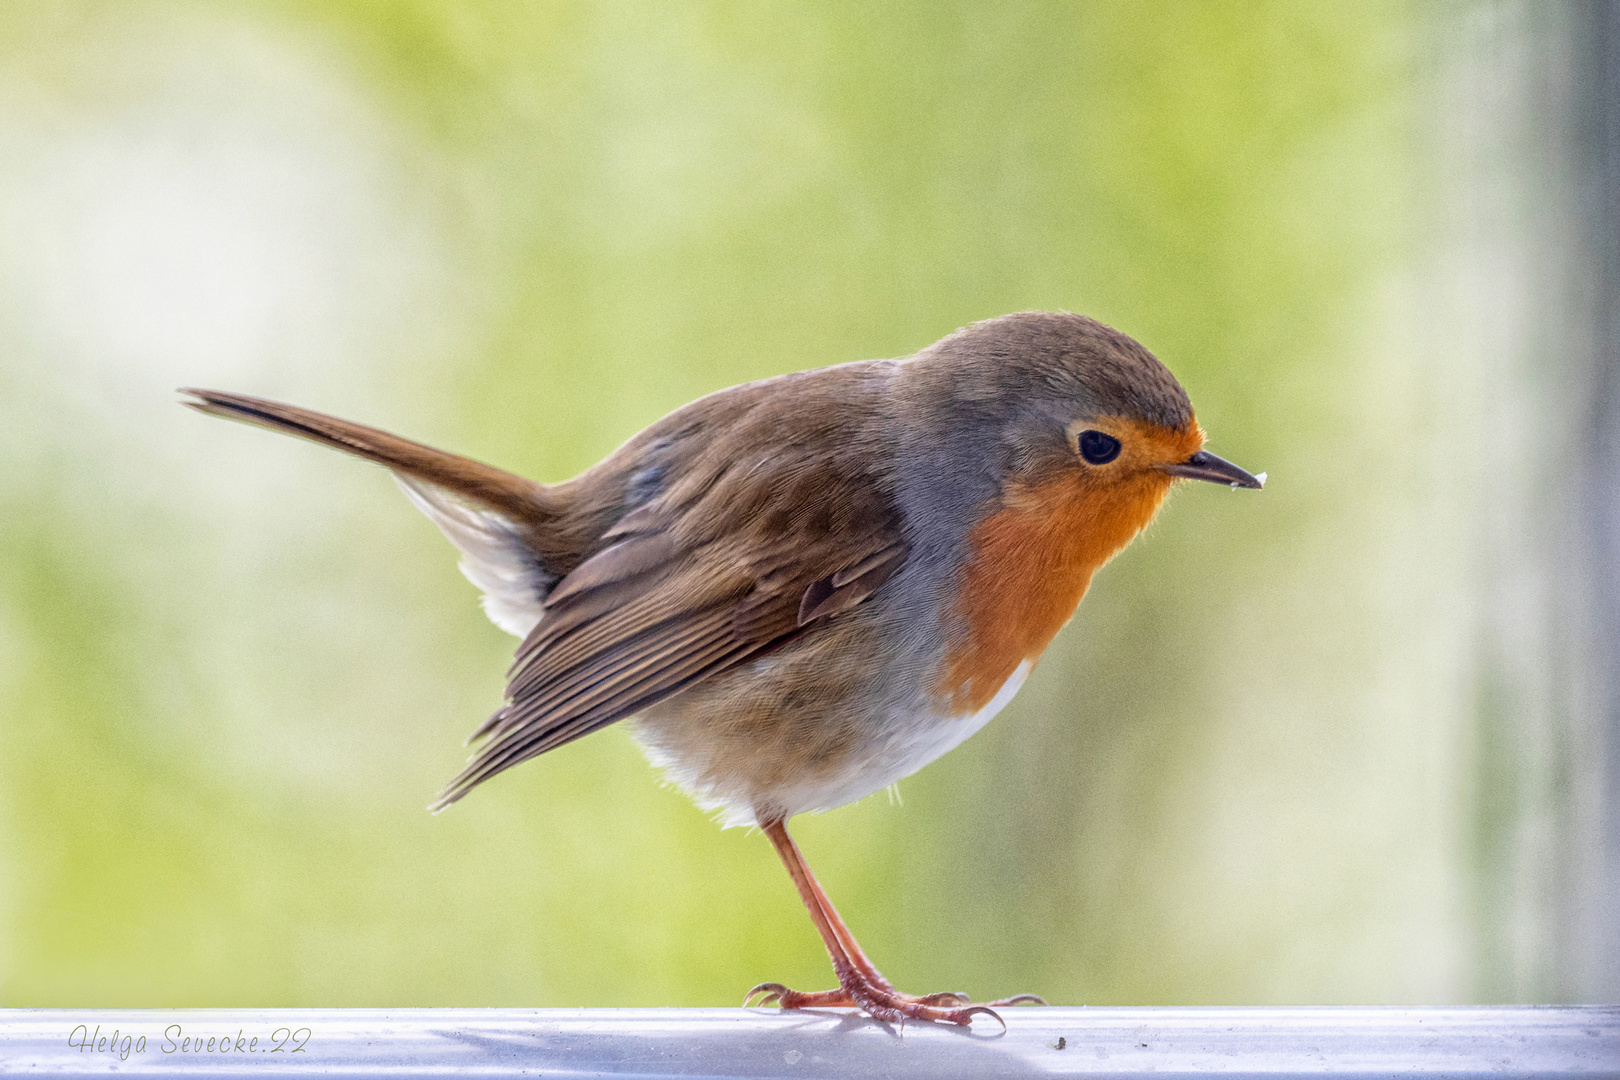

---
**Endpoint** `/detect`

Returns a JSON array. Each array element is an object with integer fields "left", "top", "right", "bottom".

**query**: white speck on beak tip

[{"left": 1230, "top": 471, "right": 1267, "bottom": 491}]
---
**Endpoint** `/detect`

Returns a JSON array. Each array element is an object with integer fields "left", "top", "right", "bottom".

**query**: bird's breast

[{"left": 937, "top": 471, "right": 1172, "bottom": 712}]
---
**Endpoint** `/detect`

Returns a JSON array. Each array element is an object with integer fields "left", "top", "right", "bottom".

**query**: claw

[
  {"left": 744, "top": 983, "right": 786, "bottom": 1008},
  {"left": 986, "top": 993, "right": 1047, "bottom": 1007},
  {"left": 952, "top": 1005, "right": 1006, "bottom": 1032}
]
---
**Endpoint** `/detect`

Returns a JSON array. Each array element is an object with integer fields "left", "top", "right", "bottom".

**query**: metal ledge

[{"left": 4, "top": 1007, "right": 1617, "bottom": 1078}]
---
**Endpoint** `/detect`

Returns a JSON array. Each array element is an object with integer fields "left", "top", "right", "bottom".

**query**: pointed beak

[{"left": 1161, "top": 450, "right": 1265, "bottom": 489}]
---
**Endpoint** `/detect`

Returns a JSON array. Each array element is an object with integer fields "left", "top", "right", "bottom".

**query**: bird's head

[
  {"left": 922, "top": 310, "right": 1261, "bottom": 500},
  {"left": 897, "top": 311, "right": 1263, "bottom": 714},
  {"left": 895, "top": 310, "right": 1262, "bottom": 590}
]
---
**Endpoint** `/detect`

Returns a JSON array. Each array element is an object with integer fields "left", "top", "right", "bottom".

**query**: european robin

[{"left": 183, "top": 310, "right": 1263, "bottom": 1026}]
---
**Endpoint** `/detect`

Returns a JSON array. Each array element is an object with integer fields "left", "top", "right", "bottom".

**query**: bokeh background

[{"left": 2, "top": 1, "right": 1616, "bottom": 1007}]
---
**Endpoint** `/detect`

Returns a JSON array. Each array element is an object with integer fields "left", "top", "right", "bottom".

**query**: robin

[{"left": 183, "top": 310, "right": 1262, "bottom": 1026}]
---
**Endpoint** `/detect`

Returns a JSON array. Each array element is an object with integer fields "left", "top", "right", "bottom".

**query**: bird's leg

[
  {"left": 775, "top": 827, "right": 962, "bottom": 1004},
  {"left": 744, "top": 819, "right": 1039, "bottom": 1025}
]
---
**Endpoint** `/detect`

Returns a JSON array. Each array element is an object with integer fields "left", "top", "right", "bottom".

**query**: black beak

[{"left": 1162, "top": 450, "right": 1265, "bottom": 489}]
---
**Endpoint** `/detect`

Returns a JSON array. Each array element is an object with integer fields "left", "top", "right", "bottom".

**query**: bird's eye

[{"left": 1078, "top": 430, "right": 1122, "bottom": 465}]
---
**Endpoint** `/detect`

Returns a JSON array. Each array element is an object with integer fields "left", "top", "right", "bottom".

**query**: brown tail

[{"left": 180, "top": 388, "right": 556, "bottom": 527}]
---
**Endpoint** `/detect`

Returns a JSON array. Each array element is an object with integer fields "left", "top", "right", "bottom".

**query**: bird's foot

[{"left": 744, "top": 974, "right": 1045, "bottom": 1027}]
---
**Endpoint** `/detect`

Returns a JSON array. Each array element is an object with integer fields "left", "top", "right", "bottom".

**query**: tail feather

[{"left": 179, "top": 388, "right": 555, "bottom": 527}]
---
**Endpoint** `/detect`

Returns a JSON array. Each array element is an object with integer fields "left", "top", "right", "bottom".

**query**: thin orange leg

[
  {"left": 743, "top": 819, "right": 1044, "bottom": 1026},
  {"left": 771, "top": 825, "right": 965, "bottom": 1004}
]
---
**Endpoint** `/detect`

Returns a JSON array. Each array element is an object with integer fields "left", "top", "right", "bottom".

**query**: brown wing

[{"left": 432, "top": 376, "right": 907, "bottom": 809}]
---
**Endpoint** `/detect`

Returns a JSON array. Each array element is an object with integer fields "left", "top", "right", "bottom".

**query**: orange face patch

[{"left": 937, "top": 417, "right": 1204, "bottom": 713}]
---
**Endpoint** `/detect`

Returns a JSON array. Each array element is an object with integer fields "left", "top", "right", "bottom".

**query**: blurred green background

[{"left": 2, "top": 0, "right": 1616, "bottom": 1007}]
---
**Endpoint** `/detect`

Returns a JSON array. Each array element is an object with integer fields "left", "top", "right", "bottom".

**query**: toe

[{"left": 913, "top": 991, "right": 971, "bottom": 1006}]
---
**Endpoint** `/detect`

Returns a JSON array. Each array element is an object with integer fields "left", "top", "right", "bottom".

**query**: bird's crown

[{"left": 918, "top": 310, "right": 1194, "bottom": 431}]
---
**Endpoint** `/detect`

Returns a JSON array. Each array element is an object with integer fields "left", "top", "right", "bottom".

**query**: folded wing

[{"left": 433, "top": 389, "right": 907, "bottom": 808}]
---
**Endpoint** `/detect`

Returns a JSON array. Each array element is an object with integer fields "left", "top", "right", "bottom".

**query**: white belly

[{"left": 637, "top": 660, "right": 1034, "bottom": 827}]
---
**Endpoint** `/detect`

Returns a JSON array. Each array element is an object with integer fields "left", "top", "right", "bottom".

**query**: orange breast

[{"left": 938, "top": 453, "right": 1186, "bottom": 713}]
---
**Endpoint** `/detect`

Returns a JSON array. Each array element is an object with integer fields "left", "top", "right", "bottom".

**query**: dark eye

[{"left": 1078, "top": 430, "right": 1121, "bottom": 465}]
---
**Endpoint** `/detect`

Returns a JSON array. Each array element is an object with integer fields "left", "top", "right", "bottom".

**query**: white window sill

[{"left": 6, "top": 1006, "right": 1617, "bottom": 1077}]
